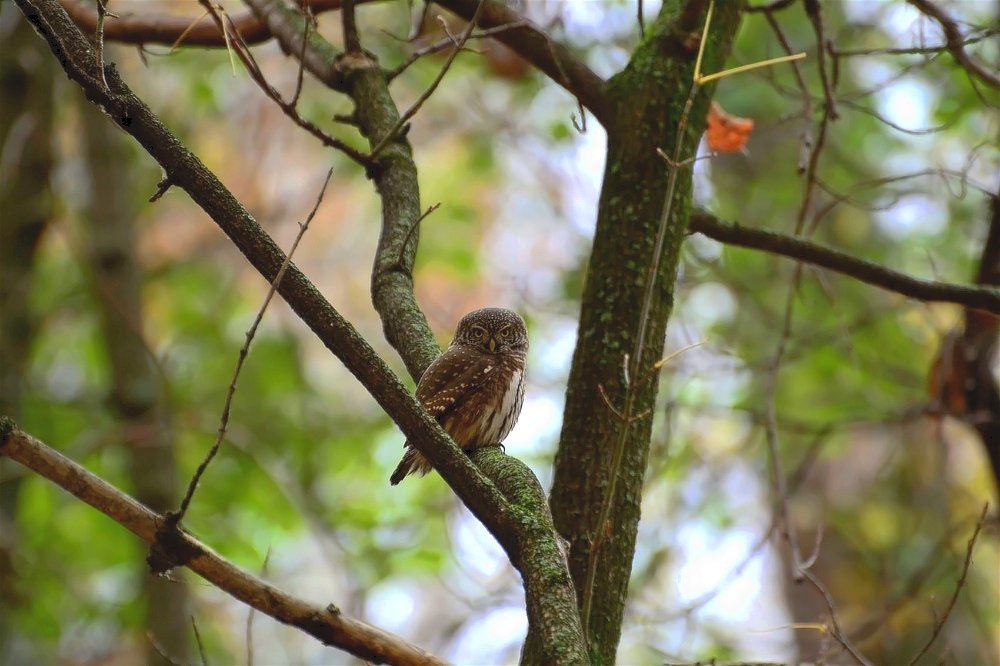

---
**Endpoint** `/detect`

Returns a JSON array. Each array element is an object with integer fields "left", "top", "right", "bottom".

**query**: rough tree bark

[{"left": 549, "top": 3, "right": 742, "bottom": 662}]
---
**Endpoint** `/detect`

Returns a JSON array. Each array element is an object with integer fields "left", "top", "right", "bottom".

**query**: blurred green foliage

[{"left": 1, "top": 1, "right": 997, "bottom": 664}]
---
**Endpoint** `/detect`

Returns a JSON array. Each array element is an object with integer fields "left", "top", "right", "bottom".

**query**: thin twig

[
  {"left": 803, "top": 0, "right": 838, "bottom": 119},
  {"left": 197, "top": 1, "right": 370, "bottom": 166},
  {"left": 171, "top": 169, "right": 333, "bottom": 524},
  {"left": 801, "top": 569, "right": 874, "bottom": 666},
  {"left": 245, "top": 547, "right": 271, "bottom": 666},
  {"left": 191, "top": 616, "right": 209, "bottom": 666},
  {"left": 763, "top": 11, "right": 813, "bottom": 174},
  {"left": 764, "top": 278, "right": 805, "bottom": 581},
  {"left": 149, "top": 176, "right": 173, "bottom": 203},
  {"left": 393, "top": 201, "right": 440, "bottom": 268},
  {"left": 831, "top": 28, "right": 998, "bottom": 57},
  {"left": 369, "top": 0, "right": 487, "bottom": 159},
  {"left": 146, "top": 631, "right": 185, "bottom": 666},
  {"left": 906, "top": 503, "right": 990, "bottom": 665},
  {"left": 341, "top": 0, "right": 361, "bottom": 53},
  {"left": 93, "top": 0, "right": 110, "bottom": 88},
  {"left": 795, "top": 90, "right": 831, "bottom": 235},
  {"left": 386, "top": 21, "right": 528, "bottom": 81},
  {"left": 907, "top": 0, "right": 1000, "bottom": 90},
  {"left": 542, "top": 34, "right": 587, "bottom": 134},
  {"left": 291, "top": 3, "right": 314, "bottom": 106}
]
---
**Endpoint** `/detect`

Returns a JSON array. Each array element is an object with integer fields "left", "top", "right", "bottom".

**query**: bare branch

[
  {"left": 340, "top": 0, "right": 361, "bottom": 54},
  {"left": 803, "top": 0, "right": 838, "bottom": 119},
  {"left": 907, "top": 0, "right": 1000, "bottom": 90},
  {"left": 385, "top": 21, "right": 528, "bottom": 82},
  {"left": 0, "top": 421, "right": 446, "bottom": 665},
  {"left": 432, "top": 0, "right": 609, "bottom": 126},
  {"left": 763, "top": 278, "right": 806, "bottom": 583},
  {"left": 198, "top": 1, "right": 370, "bottom": 165},
  {"left": 830, "top": 28, "right": 999, "bottom": 57},
  {"left": 800, "top": 568, "right": 874, "bottom": 666},
  {"left": 906, "top": 503, "right": 990, "bottom": 665},
  {"left": 242, "top": 0, "right": 440, "bottom": 378},
  {"left": 762, "top": 11, "right": 813, "bottom": 174},
  {"left": 369, "top": 2, "right": 485, "bottom": 158},
  {"left": 172, "top": 169, "right": 333, "bottom": 524},
  {"left": 689, "top": 211, "right": 1000, "bottom": 314},
  {"left": 92, "top": 0, "right": 110, "bottom": 88},
  {"left": 57, "top": 0, "right": 349, "bottom": 47}
]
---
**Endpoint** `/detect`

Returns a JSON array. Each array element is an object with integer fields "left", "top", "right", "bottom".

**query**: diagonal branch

[
  {"left": 689, "top": 210, "right": 1000, "bottom": 314},
  {"left": 906, "top": 0, "right": 1000, "bottom": 90},
  {"left": 432, "top": 0, "right": 610, "bottom": 126},
  {"left": 0, "top": 420, "right": 445, "bottom": 666}
]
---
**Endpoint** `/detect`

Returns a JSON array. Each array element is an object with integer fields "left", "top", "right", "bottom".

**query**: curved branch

[
  {"left": 688, "top": 210, "right": 1000, "bottom": 314},
  {"left": 0, "top": 420, "right": 444, "bottom": 666},
  {"left": 906, "top": 0, "right": 1000, "bottom": 90},
  {"left": 243, "top": 0, "right": 440, "bottom": 378},
  {"left": 57, "top": 0, "right": 347, "bottom": 46},
  {"left": 432, "top": 0, "right": 610, "bottom": 126}
]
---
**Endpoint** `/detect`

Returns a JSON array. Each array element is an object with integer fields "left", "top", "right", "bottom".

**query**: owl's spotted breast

[{"left": 390, "top": 308, "right": 528, "bottom": 485}]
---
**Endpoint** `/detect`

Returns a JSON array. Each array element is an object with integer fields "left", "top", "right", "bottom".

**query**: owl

[{"left": 390, "top": 307, "right": 528, "bottom": 485}]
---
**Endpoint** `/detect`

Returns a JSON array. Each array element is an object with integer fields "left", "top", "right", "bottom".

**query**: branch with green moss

[{"left": 549, "top": 3, "right": 743, "bottom": 662}]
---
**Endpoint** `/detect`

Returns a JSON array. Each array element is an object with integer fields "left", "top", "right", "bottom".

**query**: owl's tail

[{"left": 389, "top": 445, "right": 432, "bottom": 485}]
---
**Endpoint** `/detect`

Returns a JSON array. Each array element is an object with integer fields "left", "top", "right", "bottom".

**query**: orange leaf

[{"left": 705, "top": 101, "right": 754, "bottom": 153}]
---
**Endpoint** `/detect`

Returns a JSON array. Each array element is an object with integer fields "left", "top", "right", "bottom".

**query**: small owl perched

[{"left": 390, "top": 307, "right": 528, "bottom": 485}]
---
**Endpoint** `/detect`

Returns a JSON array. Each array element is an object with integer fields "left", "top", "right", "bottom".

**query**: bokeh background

[{"left": 1, "top": 0, "right": 997, "bottom": 664}]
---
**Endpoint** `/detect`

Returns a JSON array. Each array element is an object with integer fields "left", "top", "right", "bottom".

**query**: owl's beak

[{"left": 489, "top": 337, "right": 497, "bottom": 353}]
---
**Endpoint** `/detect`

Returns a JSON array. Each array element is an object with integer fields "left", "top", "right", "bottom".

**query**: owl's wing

[{"left": 415, "top": 346, "right": 493, "bottom": 420}]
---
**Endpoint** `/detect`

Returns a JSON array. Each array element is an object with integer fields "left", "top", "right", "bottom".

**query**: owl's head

[{"left": 453, "top": 307, "right": 528, "bottom": 354}]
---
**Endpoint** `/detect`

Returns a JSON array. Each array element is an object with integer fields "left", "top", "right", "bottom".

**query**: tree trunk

[{"left": 550, "top": 3, "right": 742, "bottom": 662}]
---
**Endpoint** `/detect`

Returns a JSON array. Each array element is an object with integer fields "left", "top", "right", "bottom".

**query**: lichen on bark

[{"left": 549, "top": 2, "right": 744, "bottom": 662}]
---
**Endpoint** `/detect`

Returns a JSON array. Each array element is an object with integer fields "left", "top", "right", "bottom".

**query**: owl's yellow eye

[
  {"left": 471, "top": 325, "right": 488, "bottom": 341},
  {"left": 498, "top": 327, "right": 511, "bottom": 339}
]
